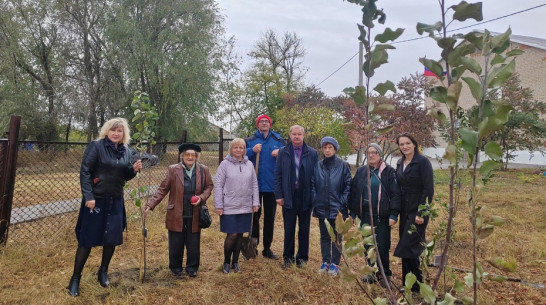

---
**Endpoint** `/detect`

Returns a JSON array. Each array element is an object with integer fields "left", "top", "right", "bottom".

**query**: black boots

[
  {"left": 98, "top": 266, "right": 110, "bottom": 287},
  {"left": 67, "top": 276, "right": 80, "bottom": 297}
]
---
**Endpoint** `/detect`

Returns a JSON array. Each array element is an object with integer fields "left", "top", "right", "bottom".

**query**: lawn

[{"left": 0, "top": 169, "right": 544, "bottom": 304}]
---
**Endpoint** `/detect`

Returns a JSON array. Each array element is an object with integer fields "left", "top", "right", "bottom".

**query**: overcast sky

[{"left": 217, "top": 0, "right": 546, "bottom": 97}]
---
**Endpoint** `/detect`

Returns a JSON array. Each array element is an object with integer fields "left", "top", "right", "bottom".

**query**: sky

[{"left": 217, "top": 0, "right": 546, "bottom": 97}]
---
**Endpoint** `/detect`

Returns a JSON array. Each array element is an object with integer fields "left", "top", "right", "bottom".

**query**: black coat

[
  {"left": 348, "top": 163, "right": 401, "bottom": 221},
  {"left": 274, "top": 142, "right": 318, "bottom": 210},
  {"left": 80, "top": 139, "right": 137, "bottom": 201},
  {"left": 311, "top": 156, "right": 352, "bottom": 219},
  {"left": 393, "top": 153, "right": 434, "bottom": 259}
]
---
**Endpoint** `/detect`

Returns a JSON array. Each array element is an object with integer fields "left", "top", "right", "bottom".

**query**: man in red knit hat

[{"left": 245, "top": 114, "right": 286, "bottom": 259}]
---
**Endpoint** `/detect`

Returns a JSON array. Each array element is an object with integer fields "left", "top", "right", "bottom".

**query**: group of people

[{"left": 66, "top": 115, "right": 434, "bottom": 297}]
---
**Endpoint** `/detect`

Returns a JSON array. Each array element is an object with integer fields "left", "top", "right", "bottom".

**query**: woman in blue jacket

[{"left": 311, "top": 137, "right": 351, "bottom": 276}]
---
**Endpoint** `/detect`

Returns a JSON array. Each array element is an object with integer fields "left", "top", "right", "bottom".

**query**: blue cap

[{"left": 320, "top": 136, "right": 339, "bottom": 151}]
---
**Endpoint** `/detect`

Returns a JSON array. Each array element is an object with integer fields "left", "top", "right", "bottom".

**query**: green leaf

[
  {"left": 459, "top": 56, "right": 482, "bottom": 75},
  {"left": 491, "top": 28, "right": 511, "bottom": 51},
  {"left": 420, "top": 58, "right": 444, "bottom": 80},
  {"left": 370, "top": 103, "right": 395, "bottom": 114},
  {"left": 506, "top": 49, "right": 524, "bottom": 57},
  {"left": 446, "top": 81, "right": 462, "bottom": 112},
  {"left": 462, "top": 77, "right": 483, "bottom": 102},
  {"left": 486, "top": 60, "right": 515, "bottom": 88},
  {"left": 437, "top": 293, "right": 457, "bottom": 305},
  {"left": 430, "top": 86, "right": 447, "bottom": 103},
  {"left": 479, "top": 160, "right": 500, "bottom": 176},
  {"left": 354, "top": 86, "right": 366, "bottom": 105},
  {"left": 484, "top": 141, "right": 502, "bottom": 161},
  {"left": 372, "top": 298, "right": 388, "bottom": 305},
  {"left": 416, "top": 21, "right": 443, "bottom": 36},
  {"left": 437, "top": 37, "right": 456, "bottom": 50},
  {"left": 451, "top": 66, "right": 466, "bottom": 81},
  {"left": 487, "top": 257, "right": 516, "bottom": 272},
  {"left": 373, "top": 81, "right": 396, "bottom": 95},
  {"left": 485, "top": 215, "right": 505, "bottom": 227},
  {"left": 454, "top": 278, "right": 465, "bottom": 293},
  {"left": 461, "top": 296, "right": 474, "bottom": 305},
  {"left": 428, "top": 108, "right": 447, "bottom": 125},
  {"left": 374, "top": 27, "right": 404, "bottom": 43},
  {"left": 444, "top": 144, "right": 457, "bottom": 164},
  {"left": 377, "top": 125, "right": 395, "bottom": 134},
  {"left": 489, "top": 275, "right": 508, "bottom": 282},
  {"left": 464, "top": 273, "right": 473, "bottom": 287},
  {"left": 448, "top": 42, "right": 475, "bottom": 66},
  {"left": 365, "top": 49, "right": 389, "bottom": 77},
  {"left": 477, "top": 224, "right": 495, "bottom": 239},
  {"left": 490, "top": 54, "right": 506, "bottom": 66},
  {"left": 459, "top": 127, "right": 478, "bottom": 156},
  {"left": 357, "top": 24, "right": 368, "bottom": 44},
  {"left": 478, "top": 117, "right": 504, "bottom": 138},
  {"left": 451, "top": 1, "right": 483, "bottom": 22},
  {"left": 404, "top": 272, "right": 417, "bottom": 290},
  {"left": 326, "top": 218, "right": 336, "bottom": 241},
  {"left": 139, "top": 185, "right": 148, "bottom": 194},
  {"left": 130, "top": 189, "right": 137, "bottom": 198},
  {"left": 135, "top": 198, "right": 141, "bottom": 207},
  {"left": 419, "top": 282, "right": 436, "bottom": 304}
]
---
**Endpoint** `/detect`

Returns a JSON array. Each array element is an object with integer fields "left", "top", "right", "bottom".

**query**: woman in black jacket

[
  {"left": 311, "top": 137, "right": 351, "bottom": 276},
  {"left": 67, "top": 118, "right": 142, "bottom": 297},
  {"left": 393, "top": 133, "right": 434, "bottom": 292},
  {"left": 349, "top": 143, "right": 400, "bottom": 286}
]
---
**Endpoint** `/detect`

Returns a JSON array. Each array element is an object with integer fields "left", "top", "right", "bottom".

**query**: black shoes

[
  {"left": 296, "top": 259, "right": 306, "bottom": 268},
  {"left": 282, "top": 259, "right": 293, "bottom": 270},
  {"left": 171, "top": 268, "right": 182, "bottom": 277},
  {"left": 67, "top": 276, "right": 80, "bottom": 297},
  {"left": 97, "top": 266, "right": 109, "bottom": 287},
  {"left": 362, "top": 274, "right": 377, "bottom": 283},
  {"left": 187, "top": 270, "right": 197, "bottom": 278},
  {"left": 262, "top": 249, "right": 279, "bottom": 260},
  {"left": 222, "top": 263, "right": 230, "bottom": 274},
  {"left": 231, "top": 263, "right": 241, "bottom": 273}
]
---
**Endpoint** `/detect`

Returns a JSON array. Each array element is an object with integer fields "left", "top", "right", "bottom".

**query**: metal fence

[{"left": 7, "top": 140, "right": 230, "bottom": 244}]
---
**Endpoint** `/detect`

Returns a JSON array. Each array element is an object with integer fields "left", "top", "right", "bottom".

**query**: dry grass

[{"left": 1, "top": 169, "right": 545, "bottom": 304}]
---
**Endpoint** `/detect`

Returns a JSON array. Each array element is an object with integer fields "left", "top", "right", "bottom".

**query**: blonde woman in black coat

[
  {"left": 393, "top": 133, "right": 434, "bottom": 292},
  {"left": 67, "top": 118, "right": 142, "bottom": 297}
]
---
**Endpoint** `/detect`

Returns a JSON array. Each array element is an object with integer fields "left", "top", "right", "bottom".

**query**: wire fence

[{"left": 7, "top": 140, "right": 230, "bottom": 244}]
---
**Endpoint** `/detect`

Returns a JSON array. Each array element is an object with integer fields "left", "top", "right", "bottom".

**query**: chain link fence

[{"left": 7, "top": 140, "right": 230, "bottom": 244}]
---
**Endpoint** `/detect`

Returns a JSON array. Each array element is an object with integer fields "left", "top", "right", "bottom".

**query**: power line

[{"left": 316, "top": 4, "right": 546, "bottom": 87}]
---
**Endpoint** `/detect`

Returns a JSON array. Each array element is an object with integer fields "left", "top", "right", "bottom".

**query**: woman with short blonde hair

[{"left": 97, "top": 117, "right": 131, "bottom": 146}]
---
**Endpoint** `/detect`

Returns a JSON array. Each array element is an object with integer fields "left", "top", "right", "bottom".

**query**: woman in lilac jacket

[{"left": 214, "top": 138, "right": 260, "bottom": 274}]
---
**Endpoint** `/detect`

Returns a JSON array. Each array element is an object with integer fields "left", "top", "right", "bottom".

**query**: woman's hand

[
  {"left": 253, "top": 206, "right": 260, "bottom": 213},
  {"left": 85, "top": 200, "right": 96, "bottom": 212},
  {"left": 133, "top": 160, "right": 142, "bottom": 173},
  {"left": 190, "top": 196, "right": 201, "bottom": 206},
  {"left": 216, "top": 208, "right": 223, "bottom": 216},
  {"left": 415, "top": 216, "right": 424, "bottom": 225},
  {"left": 389, "top": 219, "right": 397, "bottom": 227},
  {"left": 144, "top": 206, "right": 151, "bottom": 216}
]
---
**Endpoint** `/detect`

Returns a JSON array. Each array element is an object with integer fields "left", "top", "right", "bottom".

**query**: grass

[{"left": 1, "top": 169, "right": 545, "bottom": 304}]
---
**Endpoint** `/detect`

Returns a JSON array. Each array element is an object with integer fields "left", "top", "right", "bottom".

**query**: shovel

[{"left": 242, "top": 151, "right": 260, "bottom": 260}]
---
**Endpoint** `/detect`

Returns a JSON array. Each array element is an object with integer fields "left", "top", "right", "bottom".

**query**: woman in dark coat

[
  {"left": 145, "top": 143, "right": 214, "bottom": 278},
  {"left": 311, "top": 137, "right": 351, "bottom": 276},
  {"left": 67, "top": 118, "right": 142, "bottom": 297},
  {"left": 348, "top": 143, "right": 400, "bottom": 286},
  {"left": 393, "top": 133, "right": 434, "bottom": 292}
]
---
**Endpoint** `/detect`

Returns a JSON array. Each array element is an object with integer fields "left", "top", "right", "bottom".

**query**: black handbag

[
  {"left": 199, "top": 205, "right": 212, "bottom": 228},
  {"left": 197, "top": 165, "right": 212, "bottom": 229}
]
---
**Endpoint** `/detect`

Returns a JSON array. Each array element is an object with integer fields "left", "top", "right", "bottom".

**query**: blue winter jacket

[
  {"left": 311, "top": 156, "right": 352, "bottom": 219},
  {"left": 245, "top": 130, "right": 286, "bottom": 192},
  {"left": 274, "top": 142, "right": 318, "bottom": 210}
]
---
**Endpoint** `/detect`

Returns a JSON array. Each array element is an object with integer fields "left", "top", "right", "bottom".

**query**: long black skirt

[{"left": 75, "top": 196, "right": 127, "bottom": 247}]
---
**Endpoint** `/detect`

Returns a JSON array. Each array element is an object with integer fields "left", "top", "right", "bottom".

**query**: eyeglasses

[
  {"left": 258, "top": 119, "right": 270, "bottom": 124},
  {"left": 367, "top": 151, "right": 379, "bottom": 156},
  {"left": 183, "top": 152, "right": 197, "bottom": 158}
]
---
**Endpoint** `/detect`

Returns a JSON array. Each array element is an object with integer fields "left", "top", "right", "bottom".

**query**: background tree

[{"left": 485, "top": 73, "right": 545, "bottom": 169}]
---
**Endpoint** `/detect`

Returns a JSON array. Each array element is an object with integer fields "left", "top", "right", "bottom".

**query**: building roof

[{"left": 509, "top": 34, "right": 546, "bottom": 51}]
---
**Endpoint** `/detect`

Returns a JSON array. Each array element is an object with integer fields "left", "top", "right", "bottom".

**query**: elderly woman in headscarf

[
  {"left": 349, "top": 143, "right": 400, "bottom": 287},
  {"left": 145, "top": 143, "right": 213, "bottom": 278}
]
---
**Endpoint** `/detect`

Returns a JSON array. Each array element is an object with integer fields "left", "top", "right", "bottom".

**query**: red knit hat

[{"left": 255, "top": 114, "right": 272, "bottom": 127}]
